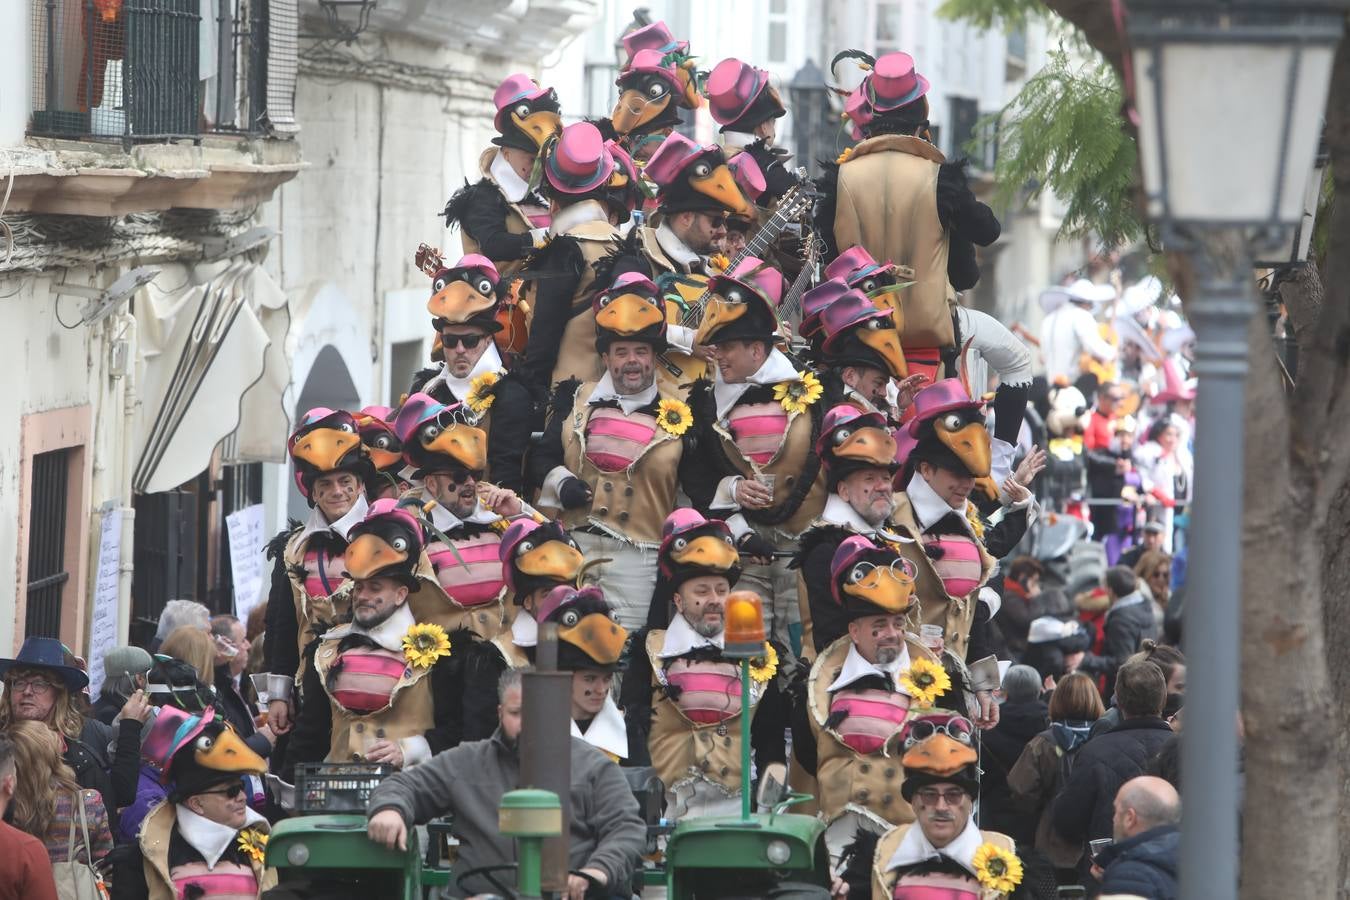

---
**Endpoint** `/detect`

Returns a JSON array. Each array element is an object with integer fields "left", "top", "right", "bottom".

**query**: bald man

[{"left": 1096, "top": 775, "right": 1181, "bottom": 899}]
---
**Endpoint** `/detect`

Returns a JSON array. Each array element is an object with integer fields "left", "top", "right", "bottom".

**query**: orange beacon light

[{"left": 723, "top": 591, "right": 766, "bottom": 658}]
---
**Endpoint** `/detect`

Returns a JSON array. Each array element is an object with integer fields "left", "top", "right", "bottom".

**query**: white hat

[
  {"left": 1039, "top": 287, "right": 1071, "bottom": 314},
  {"left": 1121, "top": 275, "right": 1162, "bottom": 315},
  {"left": 1065, "top": 278, "right": 1117, "bottom": 304},
  {"left": 1027, "top": 616, "right": 1084, "bottom": 644}
]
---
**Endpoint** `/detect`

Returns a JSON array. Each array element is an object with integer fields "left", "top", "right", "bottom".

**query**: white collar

[
  {"left": 712, "top": 349, "right": 802, "bottom": 420},
  {"left": 427, "top": 343, "right": 505, "bottom": 407},
  {"left": 173, "top": 804, "right": 267, "bottom": 869},
  {"left": 842, "top": 384, "right": 882, "bottom": 415},
  {"left": 424, "top": 488, "right": 502, "bottom": 532},
  {"left": 655, "top": 222, "right": 703, "bottom": 270},
  {"left": 571, "top": 694, "right": 628, "bottom": 758},
  {"left": 589, "top": 372, "right": 659, "bottom": 415},
  {"left": 827, "top": 641, "right": 911, "bottom": 693},
  {"left": 551, "top": 200, "right": 610, "bottom": 235},
  {"left": 326, "top": 602, "right": 416, "bottom": 651},
  {"left": 297, "top": 495, "right": 370, "bottom": 545},
  {"left": 659, "top": 613, "right": 725, "bottom": 658},
  {"left": 905, "top": 471, "right": 973, "bottom": 536},
  {"left": 886, "top": 815, "right": 984, "bottom": 877},
  {"left": 821, "top": 494, "right": 912, "bottom": 545},
  {"left": 511, "top": 610, "right": 538, "bottom": 648},
  {"left": 489, "top": 149, "right": 532, "bottom": 204}
]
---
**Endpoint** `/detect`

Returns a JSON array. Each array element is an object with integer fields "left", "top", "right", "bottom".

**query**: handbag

[{"left": 52, "top": 790, "right": 109, "bottom": 900}]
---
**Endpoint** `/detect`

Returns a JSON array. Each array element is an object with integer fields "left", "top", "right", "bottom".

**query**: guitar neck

[{"left": 779, "top": 248, "right": 818, "bottom": 322}]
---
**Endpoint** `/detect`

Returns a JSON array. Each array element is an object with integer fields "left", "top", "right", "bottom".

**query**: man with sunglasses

[{"left": 837, "top": 709, "right": 1054, "bottom": 899}]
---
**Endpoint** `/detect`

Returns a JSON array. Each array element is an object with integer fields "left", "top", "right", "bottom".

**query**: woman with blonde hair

[
  {"left": 8, "top": 719, "right": 113, "bottom": 863},
  {"left": 159, "top": 624, "right": 217, "bottom": 684}
]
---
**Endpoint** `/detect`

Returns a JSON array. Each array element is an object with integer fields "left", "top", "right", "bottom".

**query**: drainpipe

[{"left": 115, "top": 311, "right": 138, "bottom": 643}]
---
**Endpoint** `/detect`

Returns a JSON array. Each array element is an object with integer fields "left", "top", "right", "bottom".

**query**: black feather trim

[
  {"left": 266, "top": 522, "right": 302, "bottom": 561},
  {"left": 790, "top": 523, "right": 853, "bottom": 570},
  {"left": 590, "top": 226, "right": 650, "bottom": 291},
  {"left": 838, "top": 828, "right": 880, "bottom": 899},
  {"left": 925, "top": 543, "right": 946, "bottom": 561},
  {"left": 441, "top": 178, "right": 478, "bottom": 230},
  {"left": 829, "top": 49, "right": 876, "bottom": 80},
  {"left": 936, "top": 159, "right": 972, "bottom": 232}
]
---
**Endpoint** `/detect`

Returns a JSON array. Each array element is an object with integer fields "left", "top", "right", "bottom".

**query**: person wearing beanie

[
  {"left": 392, "top": 393, "right": 541, "bottom": 642},
  {"left": 685, "top": 255, "right": 831, "bottom": 654},
  {"left": 405, "top": 252, "right": 534, "bottom": 492},
  {"left": 531, "top": 271, "right": 703, "bottom": 629},
  {"left": 261, "top": 408, "right": 372, "bottom": 737},
  {"left": 441, "top": 74, "right": 560, "bottom": 276},
  {"left": 790, "top": 535, "right": 959, "bottom": 862},
  {"left": 287, "top": 499, "right": 476, "bottom": 772},
  {"left": 837, "top": 709, "right": 1056, "bottom": 900},
  {"left": 93, "top": 645, "right": 153, "bottom": 725},
  {"left": 110, "top": 708, "right": 274, "bottom": 900},
  {"left": 620, "top": 510, "right": 787, "bottom": 818},
  {"left": 518, "top": 121, "right": 623, "bottom": 398}
]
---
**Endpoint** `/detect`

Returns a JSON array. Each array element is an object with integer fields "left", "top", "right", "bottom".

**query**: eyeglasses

[
  {"left": 446, "top": 467, "right": 483, "bottom": 486},
  {"left": 698, "top": 212, "right": 729, "bottom": 229},
  {"left": 8, "top": 677, "right": 57, "bottom": 695},
  {"left": 915, "top": 787, "right": 969, "bottom": 808},
  {"left": 441, "top": 333, "right": 486, "bottom": 350},
  {"left": 197, "top": 782, "right": 246, "bottom": 800}
]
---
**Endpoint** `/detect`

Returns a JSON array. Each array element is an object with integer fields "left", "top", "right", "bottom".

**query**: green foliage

[
  {"left": 936, "top": 0, "right": 1045, "bottom": 30},
  {"left": 973, "top": 48, "right": 1142, "bottom": 249}
]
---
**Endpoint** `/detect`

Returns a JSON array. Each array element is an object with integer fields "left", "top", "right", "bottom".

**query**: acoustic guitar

[{"left": 414, "top": 243, "right": 530, "bottom": 359}]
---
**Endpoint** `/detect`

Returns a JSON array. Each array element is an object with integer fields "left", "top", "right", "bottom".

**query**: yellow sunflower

[
  {"left": 657, "top": 398, "right": 693, "bottom": 436},
  {"left": 708, "top": 252, "right": 731, "bottom": 273},
  {"left": 236, "top": 828, "right": 268, "bottom": 865},
  {"left": 972, "top": 843, "right": 1024, "bottom": 893},
  {"left": 773, "top": 371, "right": 823, "bottom": 415},
  {"left": 748, "top": 643, "right": 778, "bottom": 684},
  {"left": 402, "top": 622, "right": 452, "bottom": 669},
  {"left": 899, "top": 656, "right": 951, "bottom": 707},
  {"left": 964, "top": 501, "right": 986, "bottom": 540},
  {"left": 465, "top": 370, "right": 501, "bottom": 415}
]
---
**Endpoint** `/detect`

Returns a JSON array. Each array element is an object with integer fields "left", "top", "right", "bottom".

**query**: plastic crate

[{"left": 293, "top": 763, "right": 394, "bottom": 814}]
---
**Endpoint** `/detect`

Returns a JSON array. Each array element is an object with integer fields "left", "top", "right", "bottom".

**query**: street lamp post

[{"left": 1123, "top": 2, "right": 1346, "bottom": 898}]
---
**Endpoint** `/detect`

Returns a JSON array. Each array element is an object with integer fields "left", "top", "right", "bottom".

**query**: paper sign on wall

[
  {"left": 226, "top": 503, "right": 267, "bottom": 625},
  {"left": 87, "top": 509, "right": 123, "bottom": 701}
]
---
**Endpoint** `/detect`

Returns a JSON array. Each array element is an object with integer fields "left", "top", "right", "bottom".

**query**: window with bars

[
  {"left": 25, "top": 449, "right": 73, "bottom": 640},
  {"left": 130, "top": 488, "right": 198, "bottom": 647}
]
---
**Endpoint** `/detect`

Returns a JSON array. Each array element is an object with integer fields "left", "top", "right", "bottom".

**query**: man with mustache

[
  {"left": 621, "top": 511, "right": 787, "bottom": 819},
  {"left": 532, "top": 272, "right": 702, "bottom": 629}
]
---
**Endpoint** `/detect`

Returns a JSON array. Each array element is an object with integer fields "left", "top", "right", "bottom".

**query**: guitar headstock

[
  {"left": 414, "top": 242, "right": 445, "bottom": 279},
  {"left": 775, "top": 183, "right": 817, "bottom": 224}
]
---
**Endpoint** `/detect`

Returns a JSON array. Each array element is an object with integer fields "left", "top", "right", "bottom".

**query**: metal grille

[
  {"left": 130, "top": 489, "right": 198, "bottom": 647},
  {"left": 208, "top": 462, "right": 264, "bottom": 613},
  {"left": 25, "top": 449, "right": 72, "bottom": 639},
  {"left": 264, "top": 0, "right": 300, "bottom": 135}
]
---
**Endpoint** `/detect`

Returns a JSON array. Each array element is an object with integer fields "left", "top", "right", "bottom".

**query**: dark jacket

[
  {"left": 368, "top": 729, "right": 645, "bottom": 898},
  {"left": 1097, "top": 824, "right": 1179, "bottom": 900},
  {"left": 979, "top": 699, "right": 1048, "bottom": 843},
  {"left": 213, "top": 664, "right": 271, "bottom": 758},
  {"left": 1051, "top": 716, "right": 1175, "bottom": 845},
  {"left": 1007, "top": 722, "right": 1094, "bottom": 871},
  {"left": 93, "top": 690, "right": 125, "bottom": 726},
  {"left": 1076, "top": 593, "right": 1159, "bottom": 700}
]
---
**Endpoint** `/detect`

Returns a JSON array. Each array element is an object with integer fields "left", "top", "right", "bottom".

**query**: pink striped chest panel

[
  {"left": 170, "top": 860, "right": 258, "bottom": 900},
  {"left": 892, "top": 884, "right": 980, "bottom": 900},
  {"left": 921, "top": 533, "right": 983, "bottom": 598},
  {"left": 726, "top": 402, "right": 789, "bottom": 465},
  {"left": 829, "top": 687, "right": 911, "bottom": 754},
  {"left": 584, "top": 407, "right": 658, "bottom": 472},
  {"left": 302, "top": 546, "right": 349, "bottom": 598},
  {"left": 665, "top": 658, "right": 742, "bottom": 724},
  {"left": 329, "top": 646, "right": 409, "bottom": 714},
  {"left": 427, "top": 532, "right": 505, "bottom": 607}
]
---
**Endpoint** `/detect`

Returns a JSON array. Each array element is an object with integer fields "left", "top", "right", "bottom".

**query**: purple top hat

[
  {"left": 800, "top": 277, "right": 852, "bottom": 339},
  {"left": 621, "top": 21, "right": 687, "bottom": 64},
  {"left": 601, "top": 270, "right": 660, "bottom": 298},
  {"left": 493, "top": 74, "right": 552, "bottom": 132},
  {"left": 865, "top": 52, "right": 931, "bottom": 113},
  {"left": 815, "top": 405, "right": 890, "bottom": 456},
  {"left": 535, "top": 584, "right": 609, "bottom": 625},
  {"left": 544, "top": 122, "right": 616, "bottom": 195},
  {"left": 621, "top": 48, "right": 685, "bottom": 91},
  {"left": 820, "top": 289, "right": 894, "bottom": 350},
  {"left": 905, "top": 378, "right": 982, "bottom": 437},
  {"left": 843, "top": 85, "right": 874, "bottom": 139},
  {"left": 450, "top": 253, "right": 500, "bottom": 282},
  {"left": 824, "top": 246, "right": 895, "bottom": 286},
  {"left": 706, "top": 58, "right": 768, "bottom": 126},
  {"left": 642, "top": 131, "right": 705, "bottom": 187},
  {"left": 727, "top": 150, "right": 767, "bottom": 204},
  {"left": 709, "top": 255, "right": 785, "bottom": 308},
  {"left": 607, "top": 140, "right": 639, "bottom": 184},
  {"left": 829, "top": 535, "right": 880, "bottom": 604}
]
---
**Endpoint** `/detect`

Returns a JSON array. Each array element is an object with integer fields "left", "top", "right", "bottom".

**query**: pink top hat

[
  {"left": 815, "top": 404, "right": 890, "bottom": 457},
  {"left": 606, "top": 140, "right": 638, "bottom": 183},
  {"left": 358, "top": 405, "right": 394, "bottom": 422},
  {"left": 800, "top": 277, "right": 853, "bottom": 338},
  {"left": 600, "top": 270, "right": 660, "bottom": 298},
  {"left": 451, "top": 253, "right": 499, "bottom": 280},
  {"left": 355, "top": 497, "right": 422, "bottom": 541},
  {"left": 865, "top": 52, "right": 931, "bottom": 112},
  {"left": 621, "top": 21, "right": 687, "bottom": 64},
  {"left": 820, "top": 289, "right": 894, "bottom": 351},
  {"left": 892, "top": 427, "right": 919, "bottom": 487},
  {"left": 843, "top": 85, "right": 874, "bottom": 139},
  {"left": 905, "top": 378, "right": 982, "bottom": 437},
  {"left": 706, "top": 58, "right": 768, "bottom": 126},
  {"left": 658, "top": 509, "right": 734, "bottom": 568},
  {"left": 709, "top": 255, "right": 785, "bottom": 308},
  {"left": 824, "top": 246, "right": 895, "bottom": 286},
  {"left": 544, "top": 122, "right": 616, "bottom": 195},
  {"left": 642, "top": 131, "right": 705, "bottom": 187},
  {"left": 727, "top": 150, "right": 767, "bottom": 203},
  {"left": 142, "top": 706, "right": 215, "bottom": 778},
  {"left": 392, "top": 392, "right": 449, "bottom": 444},
  {"left": 829, "top": 535, "right": 883, "bottom": 604},
  {"left": 492, "top": 74, "right": 552, "bottom": 132},
  {"left": 621, "top": 48, "right": 684, "bottom": 91}
]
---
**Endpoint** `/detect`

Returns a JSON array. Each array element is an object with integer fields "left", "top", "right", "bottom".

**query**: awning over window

[{"left": 132, "top": 258, "right": 291, "bottom": 494}]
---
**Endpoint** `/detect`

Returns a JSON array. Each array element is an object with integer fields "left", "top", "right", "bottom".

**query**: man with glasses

[
  {"left": 642, "top": 132, "right": 754, "bottom": 280},
  {"left": 1084, "top": 381, "right": 1123, "bottom": 451},
  {"left": 409, "top": 252, "right": 533, "bottom": 492},
  {"left": 838, "top": 709, "right": 1054, "bottom": 899}
]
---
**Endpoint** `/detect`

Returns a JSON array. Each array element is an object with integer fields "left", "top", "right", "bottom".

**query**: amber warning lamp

[{"left": 722, "top": 591, "right": 766, "bottom": 658}]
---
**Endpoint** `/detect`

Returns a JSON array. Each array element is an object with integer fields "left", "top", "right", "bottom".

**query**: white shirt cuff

[
  {"left": 711, "top": 475, "right": 743, "bottom": 512},
  {"left": 667, "top": 324, "right": 696, "bottom": 355},
  {"left": 537, "top": 465, "right": 576, "bottom": 510},
  {"left": 400, "top": 735, "right": 432, "bottom": 768},
  {"left": 726, "top": 513, "right": 752, "bottom": 540}
]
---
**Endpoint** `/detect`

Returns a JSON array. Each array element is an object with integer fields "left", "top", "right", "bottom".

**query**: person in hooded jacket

[
  {"left": 1006, "top": 672, "right": 1104, "bottom": 882},
  {"left": 978, "top": 666, "right": 1048, "bottom": 845}
]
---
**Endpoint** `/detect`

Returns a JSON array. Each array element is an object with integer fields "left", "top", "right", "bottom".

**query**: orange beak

[
  {"left": 690, "top": 164, "right": 755, "bottom": 220},
  {"left": 195, "top": 725, "right": 267, "bottom": 776},
  {"left": 842, "top": 565, "right": 916, "bottom": 614},
  {"left": 368, "top": 448, "right": 403, "bottom": 471},
  {"left": 900, "top": 732, "right": 977, "bottom": 776},
  {"left": 511, "top": 110, "right": 562, "bottom": 151},
  {"left": 425, "top": 422, "right": 488, "bottom": 471},
  {"left": 858, "top": 325, "right": 909, "bottom": 379},
  {"left": 671, "top": 534, "right": 740, "bottom": 571},
  {"left": 559, "top": 612, "right": 628, "bottom": 666},
  {"left": 937, "top": 421, "right": 992, "bottom": 478},
  {"left": 344, "top": 533, "right": 410, "bottom": 581},
  {"left": 610, "top": 88, "right": 670, "bottom": 135},
  {"left": 428, "top": 280, "right": 495, "bottom": 324},
  {"left": 596, "top": 293, "right": 664, "bottom": 335},
  {"left": 694, "top": 296, "right": 749, "bottom": 346},
  {"left": 518, "top": 541, "right": 585, "bottom": 583},
  {"left": 293, "top": 426, "right": 361, "bottom": 471},
  {"left": 834, "top": 426, "right": 898, "bottom": 466}
]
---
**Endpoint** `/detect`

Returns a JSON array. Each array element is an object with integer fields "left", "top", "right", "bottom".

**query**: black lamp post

[
  {"left": 1123, "top": 3, "right": 1345, "bottom": 899},
  {"left": 789, "top": 59, "right": 833, "bottom": 171}
]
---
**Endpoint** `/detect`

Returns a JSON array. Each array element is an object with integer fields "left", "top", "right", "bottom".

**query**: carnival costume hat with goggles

[
  {"left": 644, "top": 132, "right": 755, "bottom": 219},
  {"left": 426, "top": 254, "right": 503, "bottom": 334},
  {"left": 609, "top": 22, "right": 701, "bottom": 137},
  {"left": 342, "top": 498, "right": 424, "bottom": 590},
  {"left": 816, "top": 405, "right": 900, "bottom": 491},
  {"left": 657, "top": 508, "right": 742, "bottom": 590},
  {"left": 287, "top": 408, "right": 372, "bottom": 504},
  {"left": 899, "top": 709, "right": 980, "bottom": 801},
  {"left": 392, "top": 392, "right": 488, "bottom": 480},
  {"left": 534, "top": 585, "right": 628, "bottom": 672},
  {"left": 905, "top": 379, "right": 992, "bottom": 481},
  {"left": 491, "top": 73, "right": 562, "bottom": 154},
  {"left": 499, "top": 519, "right": 585, "bottom": 602},
  {"left": 830, "top": 534, "right": 918, "bottom": 620},
  {"left": 693, "top": 255, "right": 785, "bottom": 347},
  {"left": 593, "top": 271, "right": 668, "bottom": 352}
]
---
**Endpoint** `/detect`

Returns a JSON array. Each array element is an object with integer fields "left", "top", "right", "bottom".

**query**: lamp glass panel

[{"left": 1278, "top": 44, "right": 1336, "bottom": 224}]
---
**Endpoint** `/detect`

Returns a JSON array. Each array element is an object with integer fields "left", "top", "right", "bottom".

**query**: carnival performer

[
  {"left": 354, "top": 405, "right": 408, "bottom": 502},
  {"left": 603, "top": 21, "right": 701, "bottom": 157},
  {"left": 705, "top": 57, "right": 798, "bottom": 211},
  {"left": 489, "top": 519, "right": 586, "bottom": 670},
  {"left": 807, "top": 279, "right": 910, "bottom": 423}
]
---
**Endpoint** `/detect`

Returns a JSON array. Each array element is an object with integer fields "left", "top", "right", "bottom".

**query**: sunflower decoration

[
  {"left": 708, "top": 252, "right": 731, "bottom": 273},
  {"left": 964, "top": 501, "right": 986, "bottom": 541},
  {"left": 899, "top": 656, "right": 951, "bottom": 707},
  {"left": 835, "top": 146, "right": 856, "bottom": 165},
  {"left": 972, "top": 843, "right": 1024, "bottom": 893},
  {"left": 235, "top": 828, "right": 268, "bottom": 865},
  {"left": 402, "top": 622, "right": 452, "bottom": 669},
  {"left": 748, "top": 642, "right": 778, "bottom": 684},
  {"left": 773, "top": 371, "right": 823, "bottom": 415},
  {"left": 657, "top": 398, "right": 693, "bottom": 436},
  {"left": 465, "top": 370, "right": 502, "bottom": 416}
]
